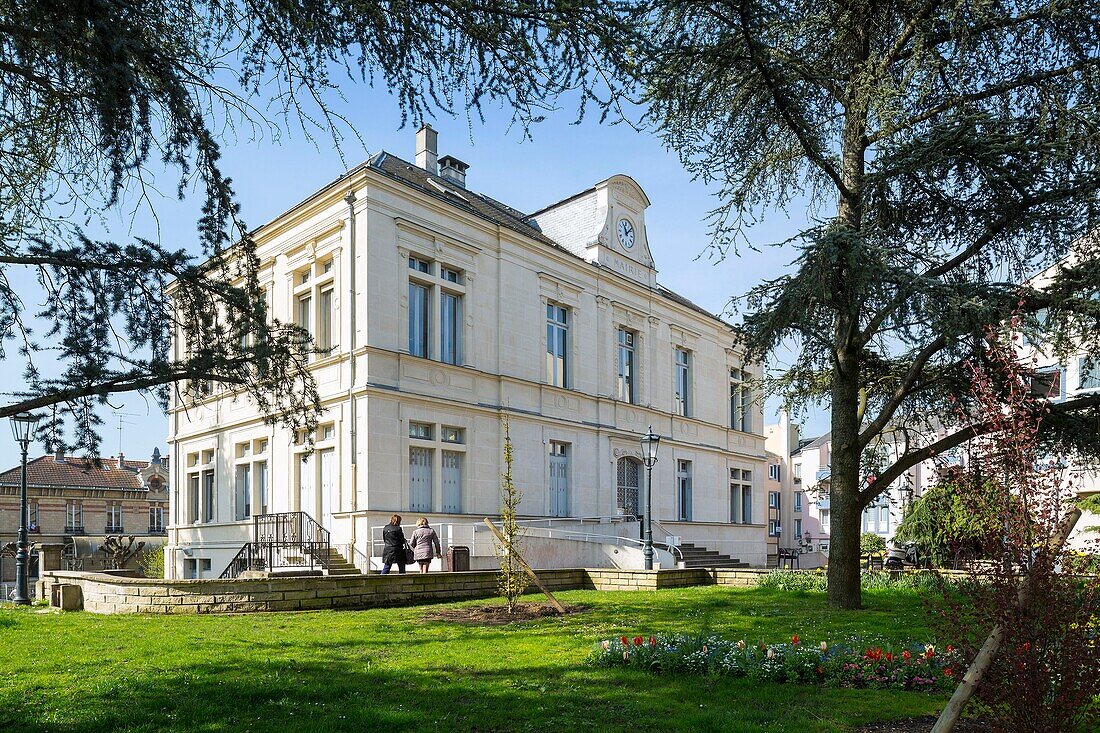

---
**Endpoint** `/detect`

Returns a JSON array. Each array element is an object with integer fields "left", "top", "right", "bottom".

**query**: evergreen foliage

[
  {"left": 0, "top": 0, "right": 631, "bottom": 453},
  {"left": 894, "top": 473, "right": 1010, "bottom": 569},
  {"left": 630, "top": 0, "right": 1100, "bottom": 608},
  {"left": 859, "top": 532, "right": 886, "bottom": 557}
]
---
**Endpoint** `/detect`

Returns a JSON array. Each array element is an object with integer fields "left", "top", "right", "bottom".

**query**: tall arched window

[{"left": 616, "top": 457, "right": 641, "bottom": 517}]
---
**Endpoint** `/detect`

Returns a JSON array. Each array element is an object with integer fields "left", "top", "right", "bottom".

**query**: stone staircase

[
  {"left": 316, "top": 546, "right": 361, "bottom": 576},
  {"left": 672, "top": 542, "right": 750, "bottom": 569}
]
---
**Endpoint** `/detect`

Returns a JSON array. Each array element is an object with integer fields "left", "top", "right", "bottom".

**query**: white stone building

[
  {"left": 165, "top": 126, "right": 768, "bottom": 579},
  {"left": 1018, "top": 253, "right": 1100, "bottom": 551},
  {"left": 764, "top": 413, "right": 947, "bottom": 568}
]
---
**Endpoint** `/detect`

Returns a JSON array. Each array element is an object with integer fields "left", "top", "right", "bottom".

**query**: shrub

[
  {"left": 860, "top": 532, "right": 887, "bottom": 556},
  {"left": 588, "top": 633, "right": 958, "bottom": 692},
  {"left": 893, "top": 476, "right": 1010, "bottom": 568},
  {"left": 929, "top": 333, "right": 1100, "bottom": 732},
  {"left": 755, "top": 569, "right": 947, "bottom": 593},
  {"left": 756, "top": 570, "right": 828, "bottom": 592},
  {"left": 138, "top": 545, "right": 165, "bottom": 579}
]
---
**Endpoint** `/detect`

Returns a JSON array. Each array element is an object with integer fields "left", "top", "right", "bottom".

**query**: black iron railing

[{"left": 220, "top": 512, "right": 331, "bottom": 579}]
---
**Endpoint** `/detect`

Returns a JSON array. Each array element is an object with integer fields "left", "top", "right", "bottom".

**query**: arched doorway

[{"left": 616, "top": 457, "right": 641, "bottom": 519}]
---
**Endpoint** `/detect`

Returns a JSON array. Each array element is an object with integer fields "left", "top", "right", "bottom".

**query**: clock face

[{"left": 617, "top": 218, "right": 635, "bottom": 249}]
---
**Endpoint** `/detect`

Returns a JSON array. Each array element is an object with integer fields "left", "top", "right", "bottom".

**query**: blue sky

[{"left": 0, "top": 83, "right": 828, "bottom": 470}]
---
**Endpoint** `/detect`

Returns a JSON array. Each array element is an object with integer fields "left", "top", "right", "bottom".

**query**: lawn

[{"left": 0, "top": 585, "right": 947, "bottom": 732}]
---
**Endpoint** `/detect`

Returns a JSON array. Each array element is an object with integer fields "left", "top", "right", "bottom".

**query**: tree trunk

[
  {"left": 827, "top": 9, "right": 870, "bottom": 610},
  {"left": 827, "top": 345, "right": 865, "bottom": 609}
]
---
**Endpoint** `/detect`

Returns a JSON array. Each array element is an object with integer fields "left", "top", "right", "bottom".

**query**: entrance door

[
  {"left": 298, "top": 453, "right": 315, "bottom": 518},
  {"left": 409, "top": 447, "right": 433, "bottom": 511},
  {"left": 319, "top": 448, "right": 336, "bottom": 528},
  {"left": 548, "top": 442, "right": 569, "bottom": 517}
]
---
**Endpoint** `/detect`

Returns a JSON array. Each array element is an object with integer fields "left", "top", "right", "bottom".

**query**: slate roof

[
  {"left": 249, "top": 150, "right": 735, "bottom": 330},
  {"left": 367, "top": 153, "right": 734, "bottom": 329},
  {"left": 0, "top": 455, "right": 151, "bottom": 490},
  {"left": 792, "top": 432, "right": 831, "bottom": 456}
]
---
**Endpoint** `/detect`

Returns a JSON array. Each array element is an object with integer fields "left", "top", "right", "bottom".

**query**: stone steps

[{"left": 670, "top": 542, "right": 749, "bottom": 569}]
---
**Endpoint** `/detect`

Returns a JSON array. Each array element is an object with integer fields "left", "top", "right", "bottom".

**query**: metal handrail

[
  {"left": 519, "top": 526, "right": 681, "bottom": 563},
  {"left": 220, "top": 512, "right": 332, "bottom": 579},
  {"left": 335, "top": 542, "right": 374, "bottom": 573},
  {"left": 651, "top": 520, "right": 685, "bottom": 561},
  {"left": 221, "top": 543, "right": 262, "bottom": 579}
]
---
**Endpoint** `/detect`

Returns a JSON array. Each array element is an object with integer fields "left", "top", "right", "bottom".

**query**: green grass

[{"left": 0, "top": 586, "right": 947, "bottom": 732}]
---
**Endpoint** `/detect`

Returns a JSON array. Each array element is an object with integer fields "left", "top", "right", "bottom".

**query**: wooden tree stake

[{"left": 483, "top": 517, "right": 566, "bottom": 614}]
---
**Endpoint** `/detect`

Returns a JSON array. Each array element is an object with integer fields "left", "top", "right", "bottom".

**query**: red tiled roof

[{"left": 0, "top": 455, "right": 157, "bottom": 490}]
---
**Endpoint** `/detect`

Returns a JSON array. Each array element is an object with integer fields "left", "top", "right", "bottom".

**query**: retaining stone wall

[{"left": 39, "top": 567, "right": 773, "bottom": 615}]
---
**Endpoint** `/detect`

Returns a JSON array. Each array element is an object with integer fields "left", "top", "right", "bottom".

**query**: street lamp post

[
  {"left": 640, "top": 426, "right": 661, "bottom": 571},
  {"left": 9, "top": 412, "right": 40, "bottom": 605}
]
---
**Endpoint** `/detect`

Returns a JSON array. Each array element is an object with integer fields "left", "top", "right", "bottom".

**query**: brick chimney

[{"left": 416, "top": 123, "right": 438, "bottom": 174}]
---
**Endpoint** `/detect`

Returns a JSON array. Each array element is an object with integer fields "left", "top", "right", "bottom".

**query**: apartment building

[{"left": 0, "top": 450, "right": 169, "bottom": 581}]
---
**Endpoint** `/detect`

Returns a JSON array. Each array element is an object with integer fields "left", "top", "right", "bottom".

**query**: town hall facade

[{"left": 165, "top": 126, "right": 767, "bottom": 578}]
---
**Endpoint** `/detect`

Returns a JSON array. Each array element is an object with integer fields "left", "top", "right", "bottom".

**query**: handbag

[{"left": 404, "top": 542, "right": 415, "bottom": 565}]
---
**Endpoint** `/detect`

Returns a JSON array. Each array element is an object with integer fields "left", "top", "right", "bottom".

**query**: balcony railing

[
  {"left": 65, "top": 525, "right": 85, "bottom": 535},
  {"left": 147, "top": 526, "right": 167, "bottom": 536},
  {"left": 105, "top": 525, "right": 125, "bottom": 534}
]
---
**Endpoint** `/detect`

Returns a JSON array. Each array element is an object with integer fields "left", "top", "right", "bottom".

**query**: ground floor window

[
  {"left": 409, "top": 446, "right": 433, "bottom": 512},
  {"left": 730, "top": 469, "right": 752, "bottom": 524},
  {"left": 548, "top": 442, "right": 570, "bottom": 517},
  {"left": 677, "top": 460, "right": 693, "bottom": 521},
  {"left": 442, "top": 451, "right": 462, "bottom": 513},
  {"left": 183, "top": 558, "right": 212, "bottom": 579}
]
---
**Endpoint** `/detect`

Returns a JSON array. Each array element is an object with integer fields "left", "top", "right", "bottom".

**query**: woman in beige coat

[{"left": 409, "top": 517, "right": 442, "bottom": 573}]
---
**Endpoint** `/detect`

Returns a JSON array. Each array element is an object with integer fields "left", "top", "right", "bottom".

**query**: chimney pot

[
  {"left": 416, "top": 123, "right": 438, "bottom": 174},
  {"left": 438, "top": 155, "right": 469, "bottom": 188}
]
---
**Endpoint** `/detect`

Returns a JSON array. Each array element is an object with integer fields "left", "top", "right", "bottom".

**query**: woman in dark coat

[{"left": 381, "top": 514, "right": 407, "bottom": 574}]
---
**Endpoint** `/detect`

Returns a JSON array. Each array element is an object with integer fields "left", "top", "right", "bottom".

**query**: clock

[{"left": 617, "top": 218, "right": 635, "bottom": 249}]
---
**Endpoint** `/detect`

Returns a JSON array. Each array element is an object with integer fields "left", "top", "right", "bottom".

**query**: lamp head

[
  {"left": 9, "top": 412, "right": 41, "bottom": 447},
  {"left": 640, "top": 426, "right": 661, "bottom": 467}
]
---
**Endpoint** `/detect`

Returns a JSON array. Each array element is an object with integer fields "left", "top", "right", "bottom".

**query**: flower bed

[{"left": 589, "top": 633, "right": 959, "bottom": 692}]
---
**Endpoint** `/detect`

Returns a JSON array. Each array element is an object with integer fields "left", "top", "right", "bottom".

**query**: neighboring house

[
  {"left": 1017, "top": 253, "right": 1100, "bottom": 551},
  {"left": 166, "top": 125, "right": 768, "bottom": 579},
  {"left": 0, "top": 449, "right": 169, "bottom": 581},
  {"left": 765, "top": 412, "right": 944, "bottom": 568}
]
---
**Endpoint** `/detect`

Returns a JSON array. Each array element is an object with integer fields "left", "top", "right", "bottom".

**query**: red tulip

[
  {"left": 791, "top": 634, "right": 800, "bottom": 645},
  {"left": 633, "top": 636, "right": 644, "bottom": 647}
]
